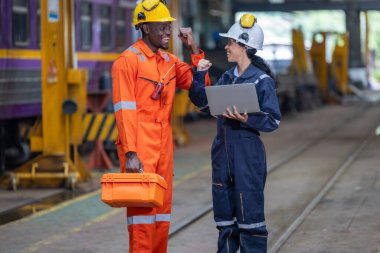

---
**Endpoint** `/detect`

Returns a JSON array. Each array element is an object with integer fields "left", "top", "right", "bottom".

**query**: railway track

[
  {"left": 1, "top": 104, "right": 369, "bottom": 229},
  {"left": 168, "top": 103, "right": 380, "bottom": 253},
  {"left": 269, "top": 119, "right": 379, "bottom": 253}
]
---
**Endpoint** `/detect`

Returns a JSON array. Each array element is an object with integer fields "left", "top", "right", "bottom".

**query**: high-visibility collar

[{"left": 136, "top": 38, "right": 169, "bottom": 61}]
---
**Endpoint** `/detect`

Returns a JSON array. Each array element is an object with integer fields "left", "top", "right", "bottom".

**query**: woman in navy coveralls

[{"left": 191, "top": 13, "right": 281, "bottom": 253}]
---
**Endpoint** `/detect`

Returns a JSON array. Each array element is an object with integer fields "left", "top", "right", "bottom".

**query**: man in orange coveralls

[{"left": 112, "top": 0, "right": 209, "bottom": 252}]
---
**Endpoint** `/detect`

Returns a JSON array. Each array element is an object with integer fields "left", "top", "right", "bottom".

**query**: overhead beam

[{"left": 233, "top": 1, "right": 380, "bottom": 12}]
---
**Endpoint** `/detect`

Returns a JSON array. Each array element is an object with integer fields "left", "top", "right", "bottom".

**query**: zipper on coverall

[{"left": 224, "top": 76, "right": 239, "bottom": 184}]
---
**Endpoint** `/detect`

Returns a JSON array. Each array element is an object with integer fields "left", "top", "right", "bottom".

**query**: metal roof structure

[{"left": 232, "top": 0, "right": 380, "bottom": 12}]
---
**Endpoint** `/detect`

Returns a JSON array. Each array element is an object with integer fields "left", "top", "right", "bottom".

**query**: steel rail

[
  {"left": 269, "top": 120, "right": 380, "bottom": 253},
  {"left": 168, "top": 104, "right": 370, "bottom": 238}
]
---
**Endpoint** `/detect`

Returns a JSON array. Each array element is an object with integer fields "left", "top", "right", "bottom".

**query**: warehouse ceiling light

[{"left": 268, "top": 0, "right": 285, "bottom": 4}]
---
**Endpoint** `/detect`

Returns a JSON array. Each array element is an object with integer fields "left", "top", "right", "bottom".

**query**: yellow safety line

[
  {"left": 17, "top": 164, "right": 212, "bottom": 252},
  {"left": 2, "top": 190, "right": 101, "bottom": 229},
  {"left": 21, "top": 208, "right": 121, "bottom": 253},
  {"left": 0, "top": 49, "right": 119, "bottom": 61}
]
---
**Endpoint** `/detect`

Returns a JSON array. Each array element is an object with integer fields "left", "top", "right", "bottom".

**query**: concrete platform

[{"left": 0, "top": 116, "right": 216, "bottom": 253}]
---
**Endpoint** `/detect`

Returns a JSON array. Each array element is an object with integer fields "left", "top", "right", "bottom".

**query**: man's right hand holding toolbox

[{"left": 125, "top": 152, "right": 144, "bottom": 173}]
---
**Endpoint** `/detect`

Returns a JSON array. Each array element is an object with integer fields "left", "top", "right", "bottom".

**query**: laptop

[{"left": 205, "top": 83, "right": 261, "bottom": 116}]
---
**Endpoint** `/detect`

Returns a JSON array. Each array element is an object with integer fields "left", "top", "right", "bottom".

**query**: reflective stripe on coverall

[
  {"left": 112, "top": 38, "right": 205, "bottom": 253},
  {"left": 189, "top": 64, "right": 281, "bottom": 253}
]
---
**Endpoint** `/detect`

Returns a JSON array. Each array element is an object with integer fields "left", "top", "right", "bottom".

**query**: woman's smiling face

[{"left": 225, "top": 39, "right": 245, "bottom": 63}]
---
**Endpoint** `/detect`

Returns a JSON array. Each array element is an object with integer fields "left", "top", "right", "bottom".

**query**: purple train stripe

[
  {"left": 0, "top": 59, "right": 41, "bottom": 69},
  {"left": 78, "top": 61, "right": 106, "bottom": 69},
  {"left": 0, "top": 56, "right": 116, "bottom": 69},
  {"left": 0, "top": 103, "right": 42, "bottom": 120},
  {"left": 0, "top": 59, "right": 114, "bottom": 70}
]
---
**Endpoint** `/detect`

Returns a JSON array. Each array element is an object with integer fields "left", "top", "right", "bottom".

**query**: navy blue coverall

[{"left": 189, "top": 64, "right": 281, "bottom": 253}]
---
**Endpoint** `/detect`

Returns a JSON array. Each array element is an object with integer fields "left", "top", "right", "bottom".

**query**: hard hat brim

[
  {"left": 133, "top": 17, "right": 176, "bottom": 26},
  {"left": 219, "top": 32, "right": 263, "bottom": 50},
  {"left": 219, "top": 33, "right": 231, "bottom": 38},
  {"left": 147, "top": 17, "right": 176, "bottom": 22}
]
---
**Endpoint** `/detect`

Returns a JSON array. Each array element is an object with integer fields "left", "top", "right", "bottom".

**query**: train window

[
  {"left": 116, "top": 8, "right": 127, "bottom": 51},
  {"left": 12, "top": 0, "right": 30, "bottom": 47},
  {"left": 80, "top": 1, "right": 93, "bottom": 50},
  {"left": 36, "top": 0, "right": 41, "bottom": 47},
  {"left": 100, "top": 5, "right": 111, "bottom": 50},
  {"left": 0, "top": 0, "right": 2, "bottom": 42}
]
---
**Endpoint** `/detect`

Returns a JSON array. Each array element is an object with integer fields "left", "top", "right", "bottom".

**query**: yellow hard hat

[{"left": 133, "top": 0, "right": 176, "bottom": 26}]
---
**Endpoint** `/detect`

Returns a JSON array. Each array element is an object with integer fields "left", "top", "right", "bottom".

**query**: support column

[{"left": 346, "top": 6, "right": 364, "bottom": 68}]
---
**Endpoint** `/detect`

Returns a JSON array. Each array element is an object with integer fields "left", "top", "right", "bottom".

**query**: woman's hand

[
  {"left": 223, "top": 106, "right": 248, "bottom": 123},
  {"left": 197, "top": 59, "right": 212, "bottom": 71}
]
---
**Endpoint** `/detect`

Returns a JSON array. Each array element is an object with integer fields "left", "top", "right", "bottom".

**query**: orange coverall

[{"left": 112, "top": 38, "right": 205, "bottom": 253}]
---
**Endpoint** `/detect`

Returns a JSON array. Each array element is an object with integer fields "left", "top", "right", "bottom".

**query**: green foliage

[
  {"left": 373, "top": 69, "right": 380, "bottom": 82},
  {"left": 368, "top": 12, "right": 380, "bottom": 50}
]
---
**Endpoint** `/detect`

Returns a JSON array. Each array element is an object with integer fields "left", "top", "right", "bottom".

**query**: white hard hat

[{"left": 219, "top": 13, "right": 264, "bottom": 50}]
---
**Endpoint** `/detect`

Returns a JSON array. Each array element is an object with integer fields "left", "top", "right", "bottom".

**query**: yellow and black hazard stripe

[{"left": 82, "top": 113, "right": 118, "bottom": 142}]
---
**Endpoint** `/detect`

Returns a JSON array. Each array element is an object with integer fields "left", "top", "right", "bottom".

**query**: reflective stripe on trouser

[
  {"left": 117, "top": 122, "right": 174, "bottom": 253},
  {"left": 211, "top": 132, "right": 268, "bottom": 253}
]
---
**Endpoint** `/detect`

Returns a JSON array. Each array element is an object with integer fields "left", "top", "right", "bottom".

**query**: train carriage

[{"left": 0, "top": 0, "right": 138, "bottom": 171}]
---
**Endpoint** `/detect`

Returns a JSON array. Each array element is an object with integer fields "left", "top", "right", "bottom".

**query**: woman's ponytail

[{"left": 246, "top": 48, "right": 274, "bottom": 79}]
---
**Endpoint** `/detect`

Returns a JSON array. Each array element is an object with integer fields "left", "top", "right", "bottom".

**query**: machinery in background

[
  {"left": 275, "top": 29, "right": 321, "bottom": 113},
  {"left": 310, "top": 32, "right": 329, "bottom": 101},
  {"left": 1, "top": 0, "right": 90, "bottom": 190},
  {"left": 310, "top": 31, "right": 350, "bottom": 103},
  {"left": 331, "top": 33, "right": 349, "bottom": 96},
  {"left": 0, "top": 0, "right": 136, "bottom": 179},
  {"left": 275, "top": 28, "right": 359, "bottom": 113}
]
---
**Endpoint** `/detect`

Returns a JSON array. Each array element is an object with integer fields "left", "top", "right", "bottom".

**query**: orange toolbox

[{"left": 101, "top": 173, "right": 167, "bottom": 208}]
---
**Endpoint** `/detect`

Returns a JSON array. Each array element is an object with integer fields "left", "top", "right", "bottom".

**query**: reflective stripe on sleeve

[
  {"left": 199, "top": 105, "right": 209, "bottom": 111},
  {"left": 238, "top": 221, "right": 266, "bottom": 229},
  {"left": 127, "top": 214, "right": 171, "bottom": 226},
  {"left": 262, "top": 111, "right": 281, "bottom": 126},
  {"left": 113, "top": 101, "right": 136, "bottom": 112},
  {"left": 253, "top": 74, "right": 270, "bottom": 85}
]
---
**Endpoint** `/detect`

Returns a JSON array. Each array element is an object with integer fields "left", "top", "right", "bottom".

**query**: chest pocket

[
  {"left": 130, "top": 47, "right": 178, "bottom": 107},
  {"left": 137, "top": 69, "right": 176, "bottom": 106},
  {"left": 137, "top": 74, "right": 160, "bottom": 107}
]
